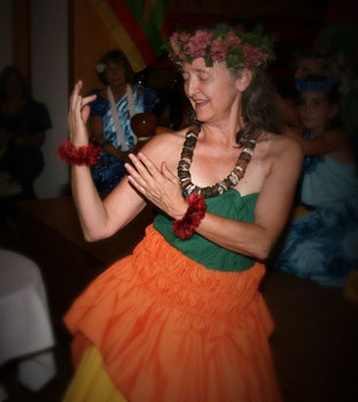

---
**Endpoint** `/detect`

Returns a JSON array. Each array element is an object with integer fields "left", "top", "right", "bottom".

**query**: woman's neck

[
  {"left": 202, "top": 118, "right": 243, "bottom": 147},
  {"left": 109, "top": 84, "right": 127, "bottom": 101},
  {"left": 201, "top": 101, "right": 244, "bottom": 145}
]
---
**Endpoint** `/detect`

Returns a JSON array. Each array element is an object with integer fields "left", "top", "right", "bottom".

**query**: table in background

[{"left": 0, "top": 248, "right": 57, "bottom": 395}]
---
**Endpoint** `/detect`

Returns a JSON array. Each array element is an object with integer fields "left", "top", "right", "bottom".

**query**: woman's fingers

[
  {"left": 70, "top": 81, "right": 95, "bottom": 116},
  {"left": 125, "top": 154, "right": 185, "bottom": 217},
  {"left": 68, "top": 80, "right": 91, "bottom": 145},
  {"left": 74, "top": 94, "right": 83, "bottom": 121},
  {"left": 136, "top": 153, "right": 160, "bottom": 179},
  {"left": 127, "top": 174, "right": 147, "bottom": 195},
  {"left": 81, "top": 105, "right": 91, "bottom": 123},
  {"left": 128, "top": 153, "right": 160, "bottom": 182},
  {"left": 125, "top": 161, "right": 149, "bottom": 189},
  {"left": 125, "top": 153, "right": 165, "bottom": 200},
  {"left": 70, "top": 80, "right": 82, "bottom": 110},
  {"left": 82, "top": 94, "right": 97, "bottom": 106},
  {"left": 161, "top": 161, "right": 178, "bottom": 183}
]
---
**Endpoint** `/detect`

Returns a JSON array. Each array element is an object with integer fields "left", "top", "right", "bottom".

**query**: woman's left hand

[{"left": 125, "top": 152, "right": 187, "bottom": 220}]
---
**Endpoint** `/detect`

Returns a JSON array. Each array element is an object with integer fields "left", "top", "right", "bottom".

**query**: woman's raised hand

[
  {"left": 125, "top": 153, "right": 188, "bottom": 220},
  {"left": 68, "top": 80, "right": 96, "bottom": 146}
]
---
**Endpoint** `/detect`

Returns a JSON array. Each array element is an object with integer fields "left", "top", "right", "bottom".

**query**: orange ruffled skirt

[{"left": 64, "top": 225, "right": 282, "bottom": 402}]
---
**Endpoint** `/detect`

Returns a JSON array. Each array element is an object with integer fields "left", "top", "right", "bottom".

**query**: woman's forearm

[
  {"left": 196, "top": 213, "right": 273, "bottom": 260},
  {"left": 71, "top": 165, "right": 147, "bottom": 242},
  {"left": 71, "top": 166, "right": 113, "bottom": 242}
]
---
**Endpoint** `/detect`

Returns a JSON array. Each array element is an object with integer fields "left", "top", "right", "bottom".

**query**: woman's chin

[{"left": 195, "top": 111, "right": 212, "bottom": 124}]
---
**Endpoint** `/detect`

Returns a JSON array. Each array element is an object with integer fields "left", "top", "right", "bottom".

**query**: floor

[
  {"left": 1, "top": 211, "right": 358, "bottom": 402},
  {"left": 262, "top": 271, "right": 358, "bottom": 402},
  {"left": 0, "top": 328, "right": 72, "bottom": 402}
]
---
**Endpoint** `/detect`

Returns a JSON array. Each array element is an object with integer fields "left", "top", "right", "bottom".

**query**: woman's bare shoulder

[
  {"left": 137, "top": 127, "right": 188, "bottom": 166},
  {"left": 258, "top": 132, "right": 303, "bottom": 156},
  {"left": 143, "top": 127, "right": 186, "bottom": 149},
  {"left": 271, "top": 132, "right": 303, "bottom": 154},
  {"left": 257, "top": 132, "right": 303, "bottom": 173},
  {"left": 272, "top": 134, "right": 304, "bottom": 173}
]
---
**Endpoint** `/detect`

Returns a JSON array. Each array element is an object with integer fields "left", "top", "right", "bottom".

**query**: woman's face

[
  {"left": 105, "top": 61, "right": 126, "bottom": 88},
  {"left": 298, "top": 92, "right": 337, "bottom": 132},
  {"left": 182, "top": 58, "right": 245, "bottom": 124}
]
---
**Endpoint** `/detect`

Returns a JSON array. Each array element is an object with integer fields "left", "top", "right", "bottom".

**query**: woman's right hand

[{"left": 68, "top": 80, "right": 97, "bottom": 146}]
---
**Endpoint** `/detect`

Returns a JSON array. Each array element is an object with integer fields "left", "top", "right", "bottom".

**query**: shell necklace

[{"left": 177, "top": 123, "right": 258, "bottom": 198}]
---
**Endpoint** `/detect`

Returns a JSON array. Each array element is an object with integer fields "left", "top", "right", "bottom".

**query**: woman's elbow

[
  {"left": 254, "top": 246, "right": 271, "bottom": 261},
  {"left": 83, "top": 232, "right": 103, "bottom": 243},
  {"left": 84, "top": 233, "right": 101, "bottom": 243},
  {"left": 83, "top": 227, "right": 115, "bottom": 242},
  {"left": 249, "top": 238, "right": 275, "bottom": 261}
]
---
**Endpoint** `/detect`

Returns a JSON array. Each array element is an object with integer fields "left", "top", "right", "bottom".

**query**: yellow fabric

[
  {"left": 291, "top": 204, "right": 311, "bottom": 219},
  {"left": 344, "top": 269, "right": 358, "bottom": 303},
  {"left": 63, "top": 346, "right": 127, "bottom": 402}
]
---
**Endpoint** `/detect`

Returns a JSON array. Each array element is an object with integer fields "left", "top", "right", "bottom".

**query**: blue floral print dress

[
  {"left": 88, "top": 85, "right": 159, "bottom": 193},
  {"left": 274, "top": 131, "right": 358, "bottom": 287}
]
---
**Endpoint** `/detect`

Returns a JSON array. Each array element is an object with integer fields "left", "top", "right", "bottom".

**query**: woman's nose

[{"left": 185, "top": 78, "right": 198, "bottom": 97}]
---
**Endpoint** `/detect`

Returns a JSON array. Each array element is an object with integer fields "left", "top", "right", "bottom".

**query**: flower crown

[
  {"left": 167, "top": 24, "right": 275, "bottom": 70},
  {"left": 295, "top": 76, "right": 338, "bottom": 93}
]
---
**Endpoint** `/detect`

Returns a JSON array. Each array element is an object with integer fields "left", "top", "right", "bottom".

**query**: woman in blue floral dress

[
  {"left": 87, "top": 50, "right": 159, "bottom": 193},
  {"left": 275, "top": 75, "right": 358, "bottom": 287}
]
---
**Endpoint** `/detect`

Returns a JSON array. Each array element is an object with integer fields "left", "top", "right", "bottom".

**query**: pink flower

[
  {"left": 170, "top": 32, "right": 179, "bottom": 41},
  {"left": 210, "top": 39, "right": 229, "bottom": 63},
  {"left": 185, "top": 30, "right": 214, "bottom": 60},
  {"left": 192, "top": 30, "right": 214, "bottom": 46},
  {"left": 241, "top": 43, "right": 268, "bottom": 67},
  {"left": 179, "top": 33, "right": 191, "bottom": 42},
  {"left": 226, "top": 30, "right": 241, "bottom": 47}
]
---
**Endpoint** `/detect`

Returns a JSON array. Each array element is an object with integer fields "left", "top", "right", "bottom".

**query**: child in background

[
  {"left": 274, "top": 74, "right": 358, "bottom": 287},
  {"left": 277, "top": 48, "right": 340, "bottom": 130}
]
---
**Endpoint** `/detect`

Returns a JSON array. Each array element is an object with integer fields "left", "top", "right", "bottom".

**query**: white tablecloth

[{"left": 0, "top": 248, "right": 57, "bottom": 393}]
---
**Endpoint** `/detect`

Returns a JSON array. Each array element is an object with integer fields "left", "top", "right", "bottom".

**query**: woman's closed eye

[{"left": 198, "top": 73, "right": 210, "bottom": 82}]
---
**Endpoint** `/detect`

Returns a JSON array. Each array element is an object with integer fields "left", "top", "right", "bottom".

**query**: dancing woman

[{"left": 60, "top": 25, "right": 303, "bottom": 402}]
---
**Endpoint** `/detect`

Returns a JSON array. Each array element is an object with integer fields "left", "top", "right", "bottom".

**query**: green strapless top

[{"left": 153, "top": 189, "right": 259, "bottom": 272}]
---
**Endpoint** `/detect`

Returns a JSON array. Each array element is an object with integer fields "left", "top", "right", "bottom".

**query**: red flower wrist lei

[
  {"left": 57, "top": 140, "right": 101, "bottom": 166},
  {"left": 173, "top": 194, "right": 207, "bottom": 239}
]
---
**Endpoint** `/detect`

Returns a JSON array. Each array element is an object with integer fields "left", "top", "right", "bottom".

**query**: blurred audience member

[
  {"left": 0, "top": 66, "right": 51, "bottom": 201},
  {"left": 87, "top": 50, "right": 159, "bottom": 194},
  {"left": 274, "top": 75, "right": 358, "bottom": 287}
]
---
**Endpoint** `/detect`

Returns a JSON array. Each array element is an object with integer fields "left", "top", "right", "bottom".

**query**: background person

[
  {"left": 0, "top": 66, "right": 51, "bottom": 199},
  {"left": 275, "top": 74, "right": 358, "bottom": 287},
  {"left": 87, "top": 50, "right": 159, "bottom": 193},
  {"left": 0, "top": 66, "right": 51, "bottom": 235}
]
